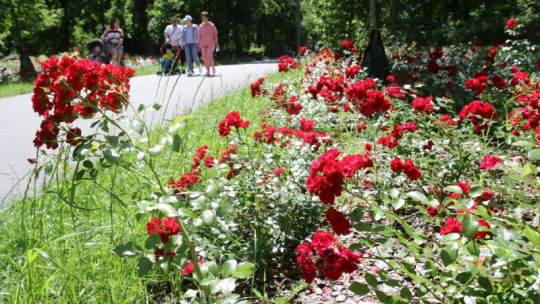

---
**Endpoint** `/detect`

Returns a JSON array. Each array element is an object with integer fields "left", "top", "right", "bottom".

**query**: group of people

[
  {"left": 86, "top": 12, "right": 219, "bottom": 76},
  {"left": 163, "top": 11, "right": 219, "bottom": 76}
]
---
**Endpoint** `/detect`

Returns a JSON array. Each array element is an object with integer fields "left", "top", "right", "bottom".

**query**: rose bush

[{"left": 22, "top": 18, "right": 540, "bottom": 303}]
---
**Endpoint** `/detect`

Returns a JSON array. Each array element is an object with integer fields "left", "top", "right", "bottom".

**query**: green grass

[
  {"left": 0, "top": 68, "right": 298, "bottom": 303},
  {"left": 0, "top": 57, "right": 273, "bottom": 98},
  {"left": 130, "top": 63, "right": 160, "bottom": 76},
  {"left": 0, "top": 81, "right": 35, "bottom": 99},
  {"left": 215, "top": 57, "right": 273, "bottom": 66},
  {"left": 0, "top": 64, "right": 160, "bottom": 98}
]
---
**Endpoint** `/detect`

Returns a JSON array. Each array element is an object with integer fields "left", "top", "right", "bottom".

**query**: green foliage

[
  {"left": 304, "top": 0, "right": 370, "bottom": 48},
  {"left": 248, "top": 44, "right": 265, "bottom": 59},
  {"left": 3, "top": 0, "right": 540, "bottom": 61},
  {"left": 0, "top": 67, "right": 302, "bottom": 302}
]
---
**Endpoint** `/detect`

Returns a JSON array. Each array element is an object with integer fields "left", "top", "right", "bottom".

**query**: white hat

[{"left": 182, "top": 15, "right": 193, "bottom": 21}]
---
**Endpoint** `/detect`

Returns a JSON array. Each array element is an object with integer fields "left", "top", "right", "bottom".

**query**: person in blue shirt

[{"left": 180, "top": 15, "right": 203, "bottom": 76}]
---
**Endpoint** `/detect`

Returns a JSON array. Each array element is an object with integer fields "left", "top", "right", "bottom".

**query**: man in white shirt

[
  {"left": 164, "top": 17, "right": 181, "bottom": 45},
  {"left": 163, "top": 17, "right": 185, "bottom": 73}
]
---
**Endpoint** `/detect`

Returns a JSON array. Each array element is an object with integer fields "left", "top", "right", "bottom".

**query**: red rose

[
  {"left": 325, "top": 207, "right": 351, "bottom": 235},
  {"left": 296, "top": 242, "right": 313, "bottom": 265},
  {"left": 204, "top": 157, "right": 215, "bottom": 168},
  {"left": 169, "top": 171, "right": 201, "bottom": 195},
  {"left": 301, "top": 261, "right": 317, "bottom": 284},
  {"left": 357, "top": 122, "right": 367, "bottom": 133},
  {"left": 154, "top": 248, "right": 175, "bottom": 261},
  {"left": 459, "top": 100, "right": 496, "bottom": 131},
  {"left": 390, "top": 157, "right": 404, "bottom": 172},
  {"left": 427, "top": 206, "right": 438, "bottom": 217},
  {"left": 422, "top": 139, "right": 434, "bottom": 151},
  {"left": 147, "top": 217, "right": 181, "bottom": 244},
  {"left": 311, "top": 230, "right": 337, "bottom": 252},
  {"left": 455, "top": 182, "right": 471, "bottom": 194},
  {"left": 299, "top": 46, "right": 310, "bottom": 55},
  {"left": 341, "top": 41, "right": 354, "bottom": 48},
  {"left": 273, "top": 168, "right": 285, "bottom": 175},
  {"left": 218, "top": 111, "right": 249, "bottom": 137},
  {"left": 474, "top": 220, "right": 491, "bottom": 239},
  {"left": 440, "top": 218, "right": 463, "bottom": 235},
  {"left": 403, "top": 160, "right": 422, "bottom": 180},
  {"left": 506, "top": 18, "right": 516, "bottom": 29},
  {"left": 491, "top": 75, "right": 506, "bottom": 90},
  {"left": 434, "top": 114, "right": 458, "bottom": 128},
  {"left": 182, "top": 258, "right": 205, "bottom": 274},
  {"left": 478, "top": 155, "right": 502, "bottom": 170},
  {"left": 65, "top": 127, "right": 82, "bottom": 146},
  {"left": 476, "top": 189, "right": 493, "bottom": 202},
  {"left": 412, "top": 96, "right": 434, "bottom": 115}
]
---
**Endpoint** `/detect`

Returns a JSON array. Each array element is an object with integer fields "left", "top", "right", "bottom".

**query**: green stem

[
  {"left": 177, "top": 219, "right": 212, "bottom": 304},
  {"left": 97, "top": 108, "right": 167, "bottom": 194}
]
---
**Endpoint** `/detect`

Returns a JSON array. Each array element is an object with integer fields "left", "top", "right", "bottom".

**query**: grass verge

[
  {"left": 0, "top": 81, "right": 36, "bottom": 99},
  {"left": 0, "top": 67, "right": 298, "bottom": 303},
  {"left": 0, "top": 57, "right": 273, "bottom": 98}
]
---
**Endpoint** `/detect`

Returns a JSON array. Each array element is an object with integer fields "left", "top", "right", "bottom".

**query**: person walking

[
  {"left": 198, "top": 11, "right": 219, "bottom": 76},
  {"left": 180, "top": 15, "right": 203, "bottom": 76},
  {"left": 164, "top": 17, "right": 185, "bottom": 73},
  {"left": 101, "top": 18, "right": 124, "bottom": 67}
]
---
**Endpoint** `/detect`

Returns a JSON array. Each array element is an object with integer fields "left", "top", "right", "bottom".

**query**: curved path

[{"left": 0, "top": 62, "right": 277, "bottom": 201}]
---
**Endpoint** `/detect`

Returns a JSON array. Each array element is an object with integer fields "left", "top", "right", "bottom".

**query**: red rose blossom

[
  {"left": 506, "top": 18, "right": 516, "bottom": 29},
  {"left": 427, "top": 206, "right": 438, "bottom": 217},
  {"left": 459, "top": 100, "right": 496, "bottom": 131},
  {"left": 474, "top": 220, "right": 491, "bottom": 239},
  {"left": 297, "top": 230, "right": 362, "bottom": 284},
  {"left": 440, "top": 218, "right": 463, "bottom": 235},
  {"left": 182, "top": 259, "right": 204, "bottom": 275},
  {"left": 412, "top": 96, "right": 434, "bottom": 115},
  {"left": 389, "top": 157, "right": 421, "bottom": 180},
  {"left": 154, "top": 248, "right": 175, "bottom": 261},
  {"left": 325, "top": 207, "right": 351, "bottom": 235},
  {"left": 273, "top": 168, "right": 285, "bottom": 175},
  {"left": 147, "top": 217, "right": 181, "bottom": 244},
  {"left": 478, "top": 155, "right": 503, "bottom": 170},
  {"left": 218, "top": 111, "right": 250, "bottom": 137}
]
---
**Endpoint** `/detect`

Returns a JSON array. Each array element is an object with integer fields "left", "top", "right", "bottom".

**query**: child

[
  {"left": 160, "top": 47, "right": 174, "bottom": 71},
  {"left": 87, "top": 45, "right": 106, "bottom": 63}
]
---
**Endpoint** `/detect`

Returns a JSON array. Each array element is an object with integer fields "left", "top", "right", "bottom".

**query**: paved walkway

[{"left": 0, "top": 62, "right": 277, "bottom": 201}]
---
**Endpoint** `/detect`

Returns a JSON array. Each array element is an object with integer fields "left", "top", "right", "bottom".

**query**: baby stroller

[
  {"left": 157, "top": 42, "right": 183, "bottom": 76},
  {"left": 86, "top": 39, "right": 110, "bottom": 64}
]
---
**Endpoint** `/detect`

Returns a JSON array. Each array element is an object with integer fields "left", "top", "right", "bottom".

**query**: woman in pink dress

[{"left": 198, "top": 11, "right": 219, "bottom": 76}]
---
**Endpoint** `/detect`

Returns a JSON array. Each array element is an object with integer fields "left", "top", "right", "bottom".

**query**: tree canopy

[{"left": 1, "top": 0, "right": 539, "bottom": 58}]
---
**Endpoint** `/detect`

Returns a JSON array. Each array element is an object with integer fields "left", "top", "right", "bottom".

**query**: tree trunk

[
  {"left": 9, "top": 3, "right": 36, "bottom": 79},
  {"left": 362, "top": 0, "right": 390, "bottom": 81},
  {"left": 141, "top": 0, "right": 153, "bottom": 55},
  {"left": 60, "top": 0, "right": 70, "bottom": 52},
  {"left": 423, "top": 1, "right": 433, "bottom": 27},
  {"left": 370, "top": 0, "right": 378, "bottom": 31},
  {"left": 99, "top": 0, "right": 106, "bottom": 32},
  {"left": 462, "top": 0, "right": 470, "bottom": 21},
  {"left": 296, "top": 0, "right": 301, "bottom": 53},
  {"left": 450, "top": 0, "right": 459, "bottom": 21},
  {"left": 348, "top": 3, "right": 353, "bottom": 39},
  {"left": 256, "top": 17, "right": 263, "bottom": 47},
  {"left": 390, "top": 0, "right": 399, "bottom": 33}
]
